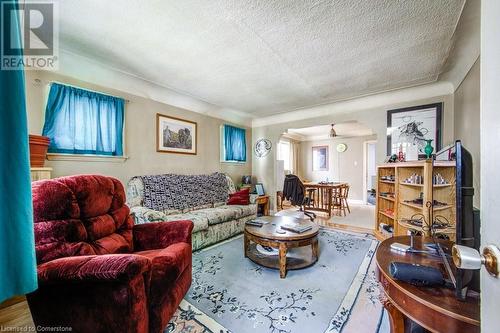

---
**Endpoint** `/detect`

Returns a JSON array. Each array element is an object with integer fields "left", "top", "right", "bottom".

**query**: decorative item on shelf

[
  {"left": 156, "top": 114, "right": 197, "bottom": 155},
  {"left": 385, "top": 154, "right": 398, "bottom": 163},
  {"left": 383, "top": 208, "right": 394, "bottom": 217},
  {"left": 402, "top": 173, "right": 424, "bottom": 184},
  {"left": 404, "top": 197, "right": 447, "bottom": 208},
  {"left": 424, "top": 139, "right": 434, "bottom": 159},
  {"left": 406, "top": 143, "right": 419, "bottom": 161},
  {"left": 380, "top": 175, "right": 395, "bottom": 182},
  {"left": 254, "top": 138, "right": 272, "bottom": 158},
  {"left": 400, "top": 213, "right": 426, "bottom": 227},
  {"left": 432, "top": 215, "right": 451, "bottom": 231},
  {"left": 398, "top": 143, "right": 405, "bottom": 162},
  {"left": 29, "top": 134, "right": 50, "bottom": 167},
  {"left": 433, "top": 173, "right": 448, "bottom": 185},
  {"left": 380, "top": 192, "right": 395, "bottom": 199}
]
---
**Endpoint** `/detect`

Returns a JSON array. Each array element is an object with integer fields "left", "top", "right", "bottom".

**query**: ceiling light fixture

[{"left": 329, "top": 124, "right": 337, "bottom": 138}]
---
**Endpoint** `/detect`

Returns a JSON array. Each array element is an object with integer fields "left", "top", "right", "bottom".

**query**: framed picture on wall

[
  {"left": 386, "top": 103, "right": 442, "bottom": 157},
  {"left": 312, "top": 146, "right": 328, "bottom": 171},
  {"left": 156, "top": 113, "right": 197, "bottom": 155}
]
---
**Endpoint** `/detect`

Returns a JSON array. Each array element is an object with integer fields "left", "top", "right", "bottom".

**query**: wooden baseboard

[{"left": 0, "top": 296, "right": 25, "bottom": 310}]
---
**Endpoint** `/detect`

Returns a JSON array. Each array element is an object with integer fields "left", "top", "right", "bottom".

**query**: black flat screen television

[{"left": 439, "top": 140, "right": 480, "bottom": 300}]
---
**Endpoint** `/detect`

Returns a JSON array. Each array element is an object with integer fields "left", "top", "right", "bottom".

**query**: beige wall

[
  {"left": 25, "top": 71, "right": 252, "bottom": 186},
  {"left": 454, "top": 58, "right": 480, "bottom": 207},
  {"left": 298, "top": 135, "right": 377, "bottom": 201},
  {"left": 253, "top": 94, "right": 454, "bottom": 210}
]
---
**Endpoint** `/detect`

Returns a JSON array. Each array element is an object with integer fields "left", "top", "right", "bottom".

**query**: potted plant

[{"left": 29, "top": 135, "right": 50, "bottom": 167}]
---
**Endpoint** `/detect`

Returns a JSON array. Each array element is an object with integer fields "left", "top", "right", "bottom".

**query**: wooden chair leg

[{"left": 345, "top": 199, "right": 350, "bottom": 213}]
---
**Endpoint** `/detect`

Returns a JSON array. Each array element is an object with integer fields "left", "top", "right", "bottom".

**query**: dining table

[{"left": 302, "top": 182, "right": 347, "bottom": 217}]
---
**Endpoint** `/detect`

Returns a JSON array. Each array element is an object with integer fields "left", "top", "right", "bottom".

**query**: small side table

[
  {"left": 376, "top": 236, "right": 480, "bottom": 332},
  {"left": 31, "top": 167, "right": 52, "bottom": 181},
  {"left": 255, "top": 195, "right": 270, "bottom": 216}
]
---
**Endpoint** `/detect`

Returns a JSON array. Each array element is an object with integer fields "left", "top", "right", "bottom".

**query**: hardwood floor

[
  {"left": 276, "top": 207, "right": 375, "bottom": 235},
  {"left": 0, "top": 297, "right": 34, "bottom": 329}
]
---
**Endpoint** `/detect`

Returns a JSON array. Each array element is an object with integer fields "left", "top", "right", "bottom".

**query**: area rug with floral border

[{"left": 165, "top": 228, "right": 388, "bottom": 333}]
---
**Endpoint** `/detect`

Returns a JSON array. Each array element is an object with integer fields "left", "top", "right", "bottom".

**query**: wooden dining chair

[
  {"left": 331, "top": 186, "right": 343, "bottom": 216},
  {"left": 306, "top": 188, "right": 317, "bottom": 207},
  {"left": 332, "top": 184, "right": 350, "bottom": 216},
  {"left": 341, "top": 184, "right": 350, "bottom": 214}
]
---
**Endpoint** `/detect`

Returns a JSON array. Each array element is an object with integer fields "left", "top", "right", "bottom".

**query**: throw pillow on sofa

[{"left": 227, "top": 188, "right": 250, "bottom": 205}]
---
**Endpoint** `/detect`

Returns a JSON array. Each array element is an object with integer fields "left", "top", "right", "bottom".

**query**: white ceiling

[
  {"left": 58, "top": 0, "right": 465, "bottom": 118},
  {"left": 287, "top": 122, "right": 373, "bottom": 141}
]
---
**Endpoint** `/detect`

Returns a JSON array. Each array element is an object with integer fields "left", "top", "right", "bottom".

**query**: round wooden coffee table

[{"left": 244, "top": 216, "right": 319, "bottom": 278}]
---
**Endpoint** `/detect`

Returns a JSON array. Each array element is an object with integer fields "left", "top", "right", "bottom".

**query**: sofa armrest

[
  {"left": 130, "top": 206, "right": 169, "bottom": 225},
  {"left": 37, "top": 254, "right": 151, "bottom": 285},
  {"left": 133, "top": 220, "right": 194, "bottom": 251}
]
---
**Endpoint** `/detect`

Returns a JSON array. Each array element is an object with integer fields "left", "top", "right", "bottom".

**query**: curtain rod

[{"left": 45, "top": 80, "right": 131, "bottom": 103}]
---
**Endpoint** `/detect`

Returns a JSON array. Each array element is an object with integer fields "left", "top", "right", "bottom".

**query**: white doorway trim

[{"left": 362, "top": 140, "right": 377, "bottom": 204}]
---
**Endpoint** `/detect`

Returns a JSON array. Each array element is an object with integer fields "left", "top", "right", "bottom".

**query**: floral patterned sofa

[{"left": 127, "top": 172, "right": 257, "bottom": 250}]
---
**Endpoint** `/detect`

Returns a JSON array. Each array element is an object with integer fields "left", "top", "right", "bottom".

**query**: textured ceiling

[{"left": 58, "top": 0, "right": 465, "bottom": 117}]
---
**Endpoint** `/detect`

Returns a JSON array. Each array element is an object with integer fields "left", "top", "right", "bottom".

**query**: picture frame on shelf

[
  {"left": 156, "top": 113, "right": 197, "bottom": 155},
  {"left": 386, "top": 103, "right": 442, "bottom": 158}
]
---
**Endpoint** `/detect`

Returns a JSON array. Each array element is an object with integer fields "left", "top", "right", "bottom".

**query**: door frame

[{"left": 362, "top": 140, "right": 377, "bottom": 204}]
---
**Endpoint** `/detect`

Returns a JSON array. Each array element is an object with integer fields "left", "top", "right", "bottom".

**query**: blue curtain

[
  {"left": 224, "top": 124, "right": 247, "bottom": 162},
  {"left": 0, "top": 0, "right": 38, "bottom": 302},
  {"left": 42, "top": 83, "right": 124, "bottom": 156}
]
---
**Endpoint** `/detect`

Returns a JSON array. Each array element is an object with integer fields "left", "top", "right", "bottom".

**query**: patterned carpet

[{"left": 165, "top": 229, "right": 388, "bottom": 333}]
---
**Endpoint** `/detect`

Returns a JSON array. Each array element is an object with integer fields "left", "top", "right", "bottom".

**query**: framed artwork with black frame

[{"left": 387, "top": 103, "right": 443, "bottom": 158}]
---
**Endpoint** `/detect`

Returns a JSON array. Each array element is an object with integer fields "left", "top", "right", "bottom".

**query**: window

[
  {"left": 42, "top": 83, "right": 125, "bottom": 156},
  {"left": 221, "top": 124, "right": 246, "bottom": 162},
  {"left": 277, "top": 140, "right": 291, "bottom": 171}
]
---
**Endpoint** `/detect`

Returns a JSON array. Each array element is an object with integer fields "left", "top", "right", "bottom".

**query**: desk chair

[{"left": 282, "top": 174, "right": 316, "bottom": 221}]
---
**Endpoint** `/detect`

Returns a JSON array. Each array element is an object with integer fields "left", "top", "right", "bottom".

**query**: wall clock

[
  {"left": 254, "top": 139, "right": 272, "bottom": 158},
  {"left": 336, "top": 143, "right": 347, "bottom": 153}
]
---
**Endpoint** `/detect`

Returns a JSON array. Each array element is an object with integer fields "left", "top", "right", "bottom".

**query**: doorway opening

[{"left": 363, "top": 140, "right": 377, "bottom": 205}]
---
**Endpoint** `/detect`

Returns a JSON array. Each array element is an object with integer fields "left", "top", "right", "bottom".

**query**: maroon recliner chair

[{"left": 27, "top": 175, "right": 193, "bottom": 333}]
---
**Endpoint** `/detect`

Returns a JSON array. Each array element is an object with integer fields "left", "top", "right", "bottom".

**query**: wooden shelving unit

[{"left": 374, "top": 160, "right": 456, "bottom": 241}]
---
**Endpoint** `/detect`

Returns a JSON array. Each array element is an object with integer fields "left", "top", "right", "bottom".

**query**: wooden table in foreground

[
  {"left": 303, "top": 182, "right": 347, "bottom": 217},
  {"left": 376, "top": 236, "right": 480, "bottom": 333},
  {"left": 244, "top": 216, "right": 319, "bottom": 278}
]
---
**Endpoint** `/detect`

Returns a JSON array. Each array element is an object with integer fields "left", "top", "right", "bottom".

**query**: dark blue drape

[
  {"left": 42, "top": 83, "right": 124, "bottom": 156},
  {"left": 224, "top": 124, "right": 246, "bottom": 162},
  {"left": 0, "top": 0, "right": 38, "bottom": 302}
]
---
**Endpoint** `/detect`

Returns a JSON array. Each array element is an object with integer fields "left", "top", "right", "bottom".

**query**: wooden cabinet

[
  {"left": 374, "top": 160, "right": 456, "bottom": 241},
  {"left": 30, "top": 167, "right": 52, "bottom": 181}
]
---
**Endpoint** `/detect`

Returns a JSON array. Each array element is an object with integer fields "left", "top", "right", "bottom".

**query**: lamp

[{"left": 329, "top": 124, "right": 337, "bottom": 138}]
